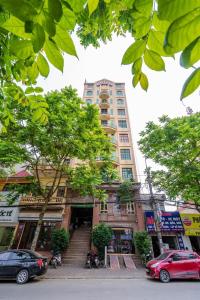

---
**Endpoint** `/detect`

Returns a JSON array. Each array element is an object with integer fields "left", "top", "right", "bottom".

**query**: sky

[{"left": 38, "top": 33, "right": 199, "bottom": 194}]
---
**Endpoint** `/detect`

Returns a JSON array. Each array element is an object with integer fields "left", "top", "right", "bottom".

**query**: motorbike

[
  {"left": 49, "top": 251, "right": 62, "bottom": 269},
  {"left": 85, "top": 251, "right": 100, "bottom": 268}
]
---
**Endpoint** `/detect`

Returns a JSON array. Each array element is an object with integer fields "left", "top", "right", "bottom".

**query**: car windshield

[{"left": 155, "top": 252, "right": 170, "bottom": 261}]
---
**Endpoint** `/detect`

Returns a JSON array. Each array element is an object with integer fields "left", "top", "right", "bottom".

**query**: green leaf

[
  {"left": 44, "top": 38, "right": 64, "bottom": 72},
  {"left": 0, "top": 0, "right": 37, "bottom": 21},
  {"left": 165, "top": 8, "right": 200, "bottom": 54},
  {"left": 147, "top": 30, "right": 170, "bottom": 56},
  {"left": 34, "top": 87, "right": 43, "bottom": 93},
  {"left": 53, "top": 26, "right": 77, "bottom": 57},
  {"left": 158, "top": 0, "right": 200, "bottom": 22},
  {"left": 181, "top": 68, "right": 200, "bottom": 99},
  {"left": 122, "top": 40, "right": 146, "bottom": 65},
  {"left": 48, "top": 0, "right": 63, "bottom": 22},
  {"left": 36, "top": 53, "right": 50, "bottom": 77},
  {"left": 88, "top": 0, "right": 99, "bottom": 16},
  {"left": 59, "top": 6, "right": 76, "bottom": 30},
  {"left": 25, "top": 20, "right": 34, "bottom": 33},
  {"left": 32, "top": 109, "right": 44, "bottom": 122},
  {"left": 135, "top": 0, "right": 153, "bottom": 17},
  {"left": 144, "top": 49, "right": 165, "bottom": 71},
  {"left": 132, "top": 17, "right": 151, "bottom": 39},
  {"left": 27, "top": 62, "right": 39, "bottom": 82},
  {"left": 43, "top": 12, "right": 56, "bottom": 37},
  {"left": 32, "top": 23, "right": 45, "bottom": 52},
  {"left": 180, "top": 38, "right": 200, "bottom": 69},
  {"left": 1, "top": 16, "right": 31, "bottom": 38},
  {"left": 152, "top": 12, "right": 170, "bottom": 32},
  {"left": 132, "top": 58, "right": 142, "bottom": 74},
  {"left": 25, "top": 87, "right": 35, "bottom": 94},
  {"left": 132, "top": 73, "right": 141, "bottom": 87},
  {"left": 140, "top": 72, "right": 149, "bottom": 91},
  {"left": 10, "top": 40, "right": 34, "bottom": 59},
  {"left": 65, "top": 0, "right": 87, "bottom": 13}
]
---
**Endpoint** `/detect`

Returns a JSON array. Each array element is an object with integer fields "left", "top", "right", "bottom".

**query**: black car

[{"left": 0, "top": 249, "right": 48, "bottom": 284}]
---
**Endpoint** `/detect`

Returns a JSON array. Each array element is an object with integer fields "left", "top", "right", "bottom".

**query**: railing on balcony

[
  {"left": 99, "top": 89, "right": 109, "bottom": 99},
  {"left": 20, "top": 196, "right": 65, "bottom": 205},
  {"left": 99, "top": 100, "right": 110, "bottom": 108},
  {"left": 101, "top": 122, "right": 117, "bottom": 132},
  {"left": 110, "top": 136, "right": 117, "bottom": 144},
  {"left": 100, "top": 204, "right": 135, "bottom": 222}
]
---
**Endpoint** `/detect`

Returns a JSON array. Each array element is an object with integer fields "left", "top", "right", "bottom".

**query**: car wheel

[
  {"left": 159, "top": 270, "right": 170, "bottom": 283},
  {"left": 16, "top": 269, "right": 29, "bottom": 284}
]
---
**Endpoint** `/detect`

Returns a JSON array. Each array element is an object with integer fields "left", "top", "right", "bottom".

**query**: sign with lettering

[
  {"left": 0, "top": 201, "right": 18, "bottom": 223},
  {"left": 145, "top": 211, "right": 184, "bottom": 233},
  {"left": 180, "top": 213, "right": 200, "bottom": 236},
  {"left": 96, "top": 79, "right": 113, "bottom": 86}
]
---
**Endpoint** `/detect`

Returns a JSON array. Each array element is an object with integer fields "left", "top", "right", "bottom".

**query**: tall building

[{"left": 83, "top": 79, "right": 137, "bottom": 181}]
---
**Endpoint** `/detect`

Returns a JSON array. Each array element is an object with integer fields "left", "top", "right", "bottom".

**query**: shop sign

[
  {"left": 0, "top": 201, "right": 18, "bottom": 223},
  {"left": 96, "top": 79, "right": 113, "bottom": 86},
  {"left": 180, "top": 213, "right": 200, "bottom": 236},
  {"left": 145, "top": 211, "right": 184, "bottom": 233}
]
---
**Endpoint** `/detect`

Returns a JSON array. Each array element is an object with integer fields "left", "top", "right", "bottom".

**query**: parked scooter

[
  {"left": 49, "top": 251, "right": 62, "bottom": 269},
  {"left": 85, "top": 251, "right": 100, "bottom": 268}
]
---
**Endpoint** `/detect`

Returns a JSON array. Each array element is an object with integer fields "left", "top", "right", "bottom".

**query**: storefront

[
  {"left": 0, "top": 200, "right": 19, "bottom": 250},
  {"left": 145, "top": 211, "right": 185, "bottom": 256},
  {"left": 12, "top": 211, "right": 63, "bottom": 251},
  {"left": 180, "top": 213, "right": 200, "bottom": 254}
]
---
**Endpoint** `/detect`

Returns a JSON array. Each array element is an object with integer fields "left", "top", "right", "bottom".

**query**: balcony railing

[
  {"left": 101, "top": 122, "right": 117, "bottom": 133},
  {"left": 20, "top": 196, "right": 65, "bottom": 205},
  {"left": 99, "top": 89, "right": 109, "bottom": 99}
]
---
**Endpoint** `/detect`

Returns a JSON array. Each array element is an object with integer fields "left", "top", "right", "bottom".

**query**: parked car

[
  {"left": 0, "top": 249, "right": 48, "bottom": 284},
  {"left": 146, "top": 250, "right": 200, "bottom": 283}
]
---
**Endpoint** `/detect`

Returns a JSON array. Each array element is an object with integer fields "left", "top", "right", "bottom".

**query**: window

[
  {"left": 0, "top": 252, "right": 11, "bottom": 260},
  {"left": 96, "top": 99, "right": 99, "bottom": 104},
  {"left": 116, "top": 90, "right": 123, "bottom": 96},
  {"left": 117, "top": 99, "right": 124, "bottom": 105},
  {"left": 120, "top": 149, "right": 131, "bottom": 160},
  {"left": 118, "top": 109, "right": 125, "bottom": 116},
  {"left": 100, "top": 202, "right": 108, "bottom": 213},
  {"left": 9, "top": 251, "right": 30, "bottom": 260},
  {"left": 115, "top": 83, "right": 123, "bottom": 88},
  {"left": 110, "top": 90, "right": 112, "bottom": 95},
  {"left": 122, "top": 168, "right": 133, "bottom": 180},
  {"left": 86, "top": 99, "right": 92, "bottom": 104},
  {"left": 86, "top": 90, "right": 93, "bottom": 96},
  {"left": 110, "top": 98, "right": 113, "bottom": 104},
  {"left": 118, "top": 120, "right": 127, "bottom": 128},
  {"left": 127, "top": 202, "right": 134, "bottom": 214},
  {"left": 172, "top": 253, "right": 182, "bottom": 261},
  {"left": 102, "top": 99, "right": 108, "bottom": 104},
  {"left": 57, "top": 186, "right": 65, "bottom": 197},
  {"left": 119, "top": 134, "right": 129, "bottom": 143},
  {"left": 110, "top": 109, "right": 113, "bottom": 115},
  {"left": 101, "top": 109, "right": 108, "bottom": 115},
  {"left": 101, "top": 120, "right": 108, "bottom": 126},
  {"left": 97, "top": 90, "right": 99, "bottom": 95}
]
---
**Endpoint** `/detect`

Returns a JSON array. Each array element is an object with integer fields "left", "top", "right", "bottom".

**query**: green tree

[
  {"left": 134, "top": 231, "right": 152, "bottom": 263},
  {"left": 0, "top": 0, "right": 199, "bottom": 127},
  {"left": 117, "top": 180, "right": 134, "bottom": 203},
  {"left": 92, "top": 223, "right": 113, "bottom": 259},
  {"left": 0, "top": 86, "right": 114, "bottom": 250},
  {"left": 51, "top": 228, "right": 69, "bottom": 252},
  {"left": 139, "top": 113, "right": 200, "bottom": 208}
]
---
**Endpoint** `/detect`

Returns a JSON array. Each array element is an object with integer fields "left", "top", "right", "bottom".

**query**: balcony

[
  {"left": 100, "top": 112, "right": 110, "bottom": 120},
  {"left": 111, "top": 154, "right": 120, "bottom": 166},
  {"left": 100, "top": 204, "right": 135, "bottom": 222},
  {"left": 99, "top": 100, "right": 110, "bottom": 108},
  {"left": 99, "top": 89, "right": 109, "bottom": 99},
  {"left": 110, "top": 136, "right": 117, "bottom": 146},
  {"left": 20, "top": 196, "right": 65, "bottom": 206},
  {"left": 102, "top": 122, "right": 117, "bottom": 134}
]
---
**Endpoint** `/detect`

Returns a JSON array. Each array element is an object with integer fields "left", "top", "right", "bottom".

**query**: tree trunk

[{"left": 30, "top": 198, "right": 49, "bottom": 251}]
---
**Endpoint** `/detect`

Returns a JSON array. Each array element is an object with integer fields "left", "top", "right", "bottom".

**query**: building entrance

[{"left": 70, "top": 207, "right": 93, "bottom": 229}]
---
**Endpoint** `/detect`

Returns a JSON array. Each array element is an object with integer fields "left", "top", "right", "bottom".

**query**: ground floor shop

[{"left": 108, "top": 228, "right": 134, "bottom": 254}]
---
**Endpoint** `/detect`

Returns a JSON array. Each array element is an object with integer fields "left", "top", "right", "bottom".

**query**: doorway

[{"left": 70, "top": 207, "right": 93, "bottom": 230}]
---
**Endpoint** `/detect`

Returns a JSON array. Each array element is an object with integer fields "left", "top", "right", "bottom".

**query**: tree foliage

[
  {"left": 134, "top": 231, "right": 152, "bottom": 263},
  {"left": 92, "top": 222, "right": 113, "bottom": 259},
  {"left": 0, "top": 0, "right": 199, "bottom": 126},
  {"left": 51, "top": 228, "right": 69, "bottom": 252},
  {"left": 139, "top": 113, "right": 200, "bottom": 206},
  {"left": 0, "top": 86, "right": 114, "bottom": 249},
  {"left": 117, "top": 180, "right": 134, "bottom": 203}
]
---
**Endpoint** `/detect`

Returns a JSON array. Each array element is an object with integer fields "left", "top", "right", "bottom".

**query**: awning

[
  {"left": 71, "top": 204, "right": 93, "bottom": 208},
  {"left": 19, "top": 211, "right": 63, "bottom": 221}
]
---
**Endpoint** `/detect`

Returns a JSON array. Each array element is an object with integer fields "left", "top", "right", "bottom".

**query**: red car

[{"left": 146, "top": 250, "right": 200, "bottom": 283}]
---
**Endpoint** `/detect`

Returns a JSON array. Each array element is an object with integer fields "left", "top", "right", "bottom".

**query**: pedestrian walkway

[{"left": 44, "top": 265, "right": 145, "bottom": 279}]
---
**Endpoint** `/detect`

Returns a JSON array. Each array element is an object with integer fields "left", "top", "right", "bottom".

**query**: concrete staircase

[{"left": 62, "top": 226, "right": 91, "bottom": 266}]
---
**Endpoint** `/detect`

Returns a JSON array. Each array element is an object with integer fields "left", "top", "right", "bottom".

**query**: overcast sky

[{"left": 38, "top": 33, "right": 199, "bottom": 191}]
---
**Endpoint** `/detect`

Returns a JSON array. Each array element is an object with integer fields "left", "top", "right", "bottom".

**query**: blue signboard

[{"left": 145, "top": 211, "right": 184, "bottom": 233}]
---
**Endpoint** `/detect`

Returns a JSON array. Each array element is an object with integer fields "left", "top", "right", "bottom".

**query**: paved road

[{"left": 0, "top": 278, "right": 199, "bottom": 300}]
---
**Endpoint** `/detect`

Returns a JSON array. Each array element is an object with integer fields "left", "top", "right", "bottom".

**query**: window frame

[
  {"left": 122, "top": 168, "right": 133, "bottom": 180},
  {"left": 118, "top": 120, "right": 127, "bottom": 128},
  {"left": 120, "top": 149, "right": 131, "bottom": 160}
]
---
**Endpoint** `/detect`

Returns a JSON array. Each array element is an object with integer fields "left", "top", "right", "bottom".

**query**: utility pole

[{"left": 145, "top": 158, "right": 164, "bottom": 254}]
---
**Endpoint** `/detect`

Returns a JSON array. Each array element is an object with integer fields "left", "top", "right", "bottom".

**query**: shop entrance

[
  {"left": 70, "top": 207, "right": 93, "bottom": 230},
  {"left": 189, "top": 236, "right": 200, "bottom": 253},
  {"left": 108, "top": 228, "right": 134, "bottom": 254}
]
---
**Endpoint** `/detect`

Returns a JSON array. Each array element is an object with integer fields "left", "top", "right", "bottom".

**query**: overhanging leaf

[
  {"left": 132, "top": 58, "right": 142, "bottom": 74},
  {"left": 122, "top": 40, "right": 146, "bottom": 65},
  {"left": 140, "top": 72, "right": 149, "bottom": 91},
  {"left": 88, "top": 0, "right": 99, "bottom": 16},
  {"left": 48, "top": 0, "right": 63, "bottom": 22},
  {"left": 180, "top": 38, "right": 200, "bottom": 69},
  {"left": 44, "top": 38, "right": 64, "bottom": 72},
  {"left": 135, "top": 0, "right": 153, "bottom": 17},
  {"left": 1, "top": 16, "right": 31, "bottom": 38},
  {"left": 10, "top": 40, "right": 34, "bottom": 59},
  {"left": 181, "top": 68, "right": 200, "bottom": 99},
  {"left": 36, "top": 53, "right": 50, "bottom": 77},
  {"left": 32, "top": 23, "right": 45, "bottom": 52},
  {"left": 132, "top": 73, "right": 141, "bottom": 87},
  {"left": 144, "top": 49, "right": 165, "bottom": 71},
  {"left": 53, "top": 26, "right": 77, "bottom": 57},
  {"left": 165, "top": 8, "right": 200, "bottom": 54}
]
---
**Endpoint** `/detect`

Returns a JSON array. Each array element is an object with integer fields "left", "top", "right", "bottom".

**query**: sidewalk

[{"left": 44, "top": 266, "right": 145, "bottom": 279}]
